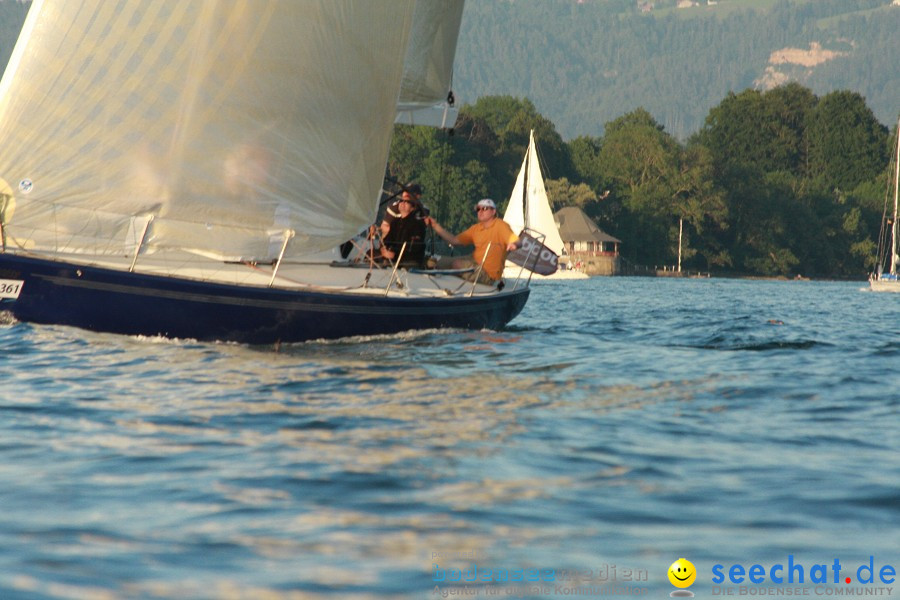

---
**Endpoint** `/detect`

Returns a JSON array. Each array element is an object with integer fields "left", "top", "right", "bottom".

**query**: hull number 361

[{"left": 0, "top": 279, "right": 24, "bottom": 299}]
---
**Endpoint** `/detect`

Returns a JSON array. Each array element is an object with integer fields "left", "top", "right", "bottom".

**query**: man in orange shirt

[{"left": 425, "top": 198, "right": 519, "bottom": 285}]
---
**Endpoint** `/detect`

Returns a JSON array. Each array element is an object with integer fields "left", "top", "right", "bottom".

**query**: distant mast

[
  {"left": 522, "top": 133, "right": 530, "bottom": 229},
  {"left": 892, "top": 116, "right": 900, "bottom": 276}
]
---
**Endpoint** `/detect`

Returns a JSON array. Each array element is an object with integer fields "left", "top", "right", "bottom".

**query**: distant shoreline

[{"left": 616, "top": 270, "right": 865, "bottom": 282}]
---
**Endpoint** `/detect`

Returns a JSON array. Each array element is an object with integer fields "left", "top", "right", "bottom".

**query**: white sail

[
  {"left": 503, "top": 131, "right": 567, "bottom": 257},
  {"left": 0, "top": 0, "right": 417, "bottom": 260},
  {"left": 395, "top": 0, "right": 464, "bottom": 128}
]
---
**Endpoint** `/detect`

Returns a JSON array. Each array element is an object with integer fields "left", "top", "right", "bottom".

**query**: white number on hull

[{"left": 0, "top": 279, "right": 24, "bottom": 299}]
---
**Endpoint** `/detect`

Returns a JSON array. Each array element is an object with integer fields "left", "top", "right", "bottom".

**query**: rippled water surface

[{"left": 1, "top": 277, "right": 898, "bottom": 599}]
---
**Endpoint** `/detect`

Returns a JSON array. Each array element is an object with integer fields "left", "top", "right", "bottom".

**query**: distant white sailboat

[
  {"left": 870, "top": 116, "right": 900, "bottom": 292},
  {"left": 503, "top": 131, "right": 589, "bottom": 280}
]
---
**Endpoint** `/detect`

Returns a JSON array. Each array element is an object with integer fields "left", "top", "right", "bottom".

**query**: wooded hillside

[
  {"left": 455, "top": 0, "right": 900, "bottom": 139},
  {"left": 1, "top": 0, "right": 897, "bottom": 139}
]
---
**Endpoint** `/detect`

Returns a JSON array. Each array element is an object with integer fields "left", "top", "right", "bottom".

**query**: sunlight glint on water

[{"left": 1, "top": 277, "right": 898, "bottom": 599}]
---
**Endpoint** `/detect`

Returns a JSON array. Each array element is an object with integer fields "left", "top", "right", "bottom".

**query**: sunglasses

[{"left": 476, "top": 206, "right": 494, "bottom": 212}]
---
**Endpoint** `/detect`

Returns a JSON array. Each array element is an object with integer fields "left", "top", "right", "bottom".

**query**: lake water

[{"left": 1, "top": 277, "right": 897, "bottom": 600}]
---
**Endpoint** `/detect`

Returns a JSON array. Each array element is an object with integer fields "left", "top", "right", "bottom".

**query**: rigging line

[
  {"left": 433, "top": 125, "right": 453, "bottom": 257},
  {"left": 875, "top": 118, "right": 900, "bottom": 273},
  {"left": 424, "top": 273, "right": 454, "bottom": 295},
  {"left": 530, "top": 129, "right": 552, "bottom": 179},
  {"left": 381, "top": 177, "right": 410, "bottom": 208},
  {"left": 366, "top": 227, "right": 382, "bottom": 283},
  {"left": 531, "top": 131, "right": 557, "bottom": 210}
]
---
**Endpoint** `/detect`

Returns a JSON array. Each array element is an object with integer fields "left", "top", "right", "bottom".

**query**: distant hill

[
  {"left": 454, "top": 0, "right": 900, "bottom": 139},
  {"left": 2, "top": 1, "right": 896, "bottom": 142},
  {"left": 0, "top": 0, "right": 27, "bottom": 71}
]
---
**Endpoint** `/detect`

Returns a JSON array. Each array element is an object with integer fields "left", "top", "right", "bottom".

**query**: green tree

[
  {"left": 729, "top": 168, "right": 800, "bottom": 276},
  {"left": 464, "top": 96, "right": 572, "bottom": 189},
  {"left": 544, "top": 178, "right": 597, "bottom": 210},
  {"left": 694, "top": 84, "right": 816, "bottom": 178},
  {"left": 671, "top": 144, "right": 729, "bottom": 268},
  {"left": 760, "top": 83, "right": 818, "bottom": 179},
  {"left": 807, "top": 91, "right": 889, "bottom": 192},
  {"left": 597, "top": 109, "right": 682, "bottom": 264},
  {"left": 568, "top": 135, "right": 606, "bottom": 191}
]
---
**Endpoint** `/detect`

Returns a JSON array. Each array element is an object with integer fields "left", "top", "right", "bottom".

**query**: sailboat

[
  {"left": 0, "top": 1, "right": 529, "bottom": 344},
  {"left": 870, "top": 116, "right": 900, "bottom": 292},
  {"left": 503, "top": 131, "right": 589, "bottom": 280}
]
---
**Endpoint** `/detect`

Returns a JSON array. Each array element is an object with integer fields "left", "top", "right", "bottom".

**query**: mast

[
  {"left": 677, "top": 217, "right": 683, "bottom": 273},
  {"left": 892, "top": 117, "right": 900, "bottom": 276},
  {"left": 522, "top": 131, "right": 532, "bottom": 229}
]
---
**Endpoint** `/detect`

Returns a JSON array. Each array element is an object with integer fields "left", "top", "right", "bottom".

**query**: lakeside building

[{"left": 555, "top": 206, "right": 621, "bottom": 276}]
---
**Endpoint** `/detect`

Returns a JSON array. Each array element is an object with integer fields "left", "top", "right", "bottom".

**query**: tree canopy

[{"left": 388, "top": 88, "right": 893, "bottom": 278}]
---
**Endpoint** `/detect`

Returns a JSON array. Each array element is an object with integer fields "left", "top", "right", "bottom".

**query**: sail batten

[{"left": 0, "top": 0, "right": 420, "bottom": 259}]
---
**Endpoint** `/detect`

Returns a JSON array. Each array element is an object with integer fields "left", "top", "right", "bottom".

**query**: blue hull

[{"left": 0, "top": 254, "right": 530, "bottom": 344}]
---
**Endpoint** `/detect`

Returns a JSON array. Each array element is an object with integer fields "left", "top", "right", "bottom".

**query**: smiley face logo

[{"left": 668, "top": 558, "right": 696, "bottom": 588}]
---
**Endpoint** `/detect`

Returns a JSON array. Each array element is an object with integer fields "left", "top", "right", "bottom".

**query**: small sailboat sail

[
  {"left": 0, "top": 0, "right": 530, "bottom": 343},
  {"left": 503, "top": 130, "right": 588, "bottom": 280},
  {"left": 870, "top": 116, "right": 900, "bottom": 292}
]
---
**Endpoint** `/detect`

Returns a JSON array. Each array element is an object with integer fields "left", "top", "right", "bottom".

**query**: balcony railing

[{"left": 568, "top": 250, "right": 619, "bottom": 258}]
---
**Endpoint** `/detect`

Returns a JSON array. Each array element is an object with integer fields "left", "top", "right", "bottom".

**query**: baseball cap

[{"left": 476, "top": 198, "right": 496, "bottom": 210}]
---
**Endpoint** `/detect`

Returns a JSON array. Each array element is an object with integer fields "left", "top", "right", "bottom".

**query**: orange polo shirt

[{"left": 457, "top": 218, "right": 519, "bottom": 281}]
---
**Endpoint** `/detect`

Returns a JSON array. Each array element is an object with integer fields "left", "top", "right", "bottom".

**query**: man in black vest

[{"left": 379, "top": 183, "right": 427, "bottom": 267}]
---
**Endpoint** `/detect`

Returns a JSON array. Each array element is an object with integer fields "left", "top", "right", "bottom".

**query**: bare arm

[
  {"left": 505, "top": 227, "right": 520, "bottom": 251},
  {"left": 424, "top": 216, "right": 462, "bottom": 246},
  {"left": 378, "top": 220, "right": 395, "bottom": 259}
]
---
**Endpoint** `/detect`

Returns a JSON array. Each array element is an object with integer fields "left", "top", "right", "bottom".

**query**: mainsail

[
  {"left": 503, "top": 131, "right": 568, "bottom": 257},
  {"left": 0, "top": 0, "right": 418, "bottom": 261}
]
